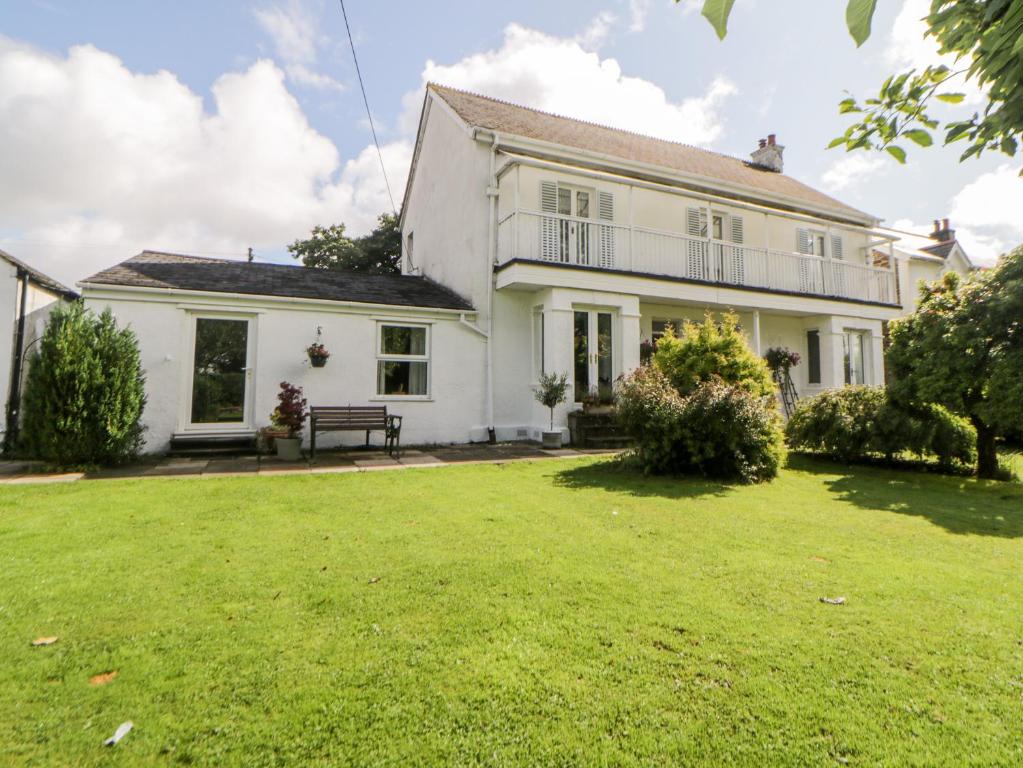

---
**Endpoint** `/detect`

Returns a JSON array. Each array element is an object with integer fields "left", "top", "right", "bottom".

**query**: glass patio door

[
  {"left": 573, "top": 310, "right": 614, "bottom": 403},
  {"left": 189, "top": 317, "right": 252, "bottom": 427}
]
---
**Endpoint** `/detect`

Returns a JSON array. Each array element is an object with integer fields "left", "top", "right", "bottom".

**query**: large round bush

[
  {"left": 617, "top": 366, "right": 785, "bottom": 483},
  {"left": 20, "top": 302, "right": 146, "bottom": 467}
]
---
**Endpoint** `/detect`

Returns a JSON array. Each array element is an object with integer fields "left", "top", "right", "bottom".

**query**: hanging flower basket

[{"left": 307, "top": 343, "right": 330, "bottom": 368}]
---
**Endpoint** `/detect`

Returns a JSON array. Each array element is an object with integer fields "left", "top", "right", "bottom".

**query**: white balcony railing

[{"left": 497, "top": 210, "right": 898, "bottom": 305}]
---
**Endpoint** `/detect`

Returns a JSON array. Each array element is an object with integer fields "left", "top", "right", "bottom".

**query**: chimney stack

[
  {"left": 751, "top": 134, "right": 784, "bottom": 172},
  {"left": 930, "top": 218, "right": 956, "bottom": 243}
]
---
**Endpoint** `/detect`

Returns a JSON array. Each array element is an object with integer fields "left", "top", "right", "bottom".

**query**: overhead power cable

[{"left": 337, "top": 0, "right": 398, "bottom": 216}]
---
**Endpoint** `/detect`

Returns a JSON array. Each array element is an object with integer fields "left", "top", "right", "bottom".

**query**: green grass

[{"left": 2, "top": 457, "right": 1022, "bottom": 767}]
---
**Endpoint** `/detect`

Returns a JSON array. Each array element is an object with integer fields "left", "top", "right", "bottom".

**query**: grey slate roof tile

[{"left": 82, "top": 251, "right": 474, "bottom": 311}]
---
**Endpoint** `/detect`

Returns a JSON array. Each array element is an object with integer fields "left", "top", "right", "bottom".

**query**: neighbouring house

[
  {"left": 1, "top": 249, "right": 77, "bottom": 452},
  {"left": 80, "top": 85, "right": 971, "bottom": 453},
  {"left": 883, "top": 218, "right": 976, "bottom": 312}
]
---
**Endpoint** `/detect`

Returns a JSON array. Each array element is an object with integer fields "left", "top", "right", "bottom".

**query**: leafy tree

[
  {"left": 652, "top": 313, "right": 775, "bottom": 399},
  {"left": 688, "top": 0, "right": 1023, "bottom": 170},
  {"left": 20, "top": 302, "right": 146, "bottom": 467},
  {"left": 886, "top": 246, "right": 1023, "bottom": 478},
  {"left": 289, "top": 214, "right": 401, "bottom": 274}
]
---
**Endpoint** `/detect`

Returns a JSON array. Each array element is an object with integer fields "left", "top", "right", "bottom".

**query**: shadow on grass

[
  {"left": 788, "top": 454, "right": 1023, "bottom": 539},
  {"left": 552, "top": 458, "right": 731, "bottom": 501}
]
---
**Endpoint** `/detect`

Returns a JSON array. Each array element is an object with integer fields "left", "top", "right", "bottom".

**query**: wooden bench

[{"left": 309, "top": 406, "right": 402, "bottom": 459}]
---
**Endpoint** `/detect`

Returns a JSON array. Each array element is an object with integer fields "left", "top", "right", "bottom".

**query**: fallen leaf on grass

[
  {"left": 104, "top": 721, "right": 133, "bottom": 746},
  {"left": 367, "top": 577, "right": 381, "bottom": 584},
  {"left": 89, "top": 671, "right": 118, "bottom": 686},
  {"left": 809, "top": 556, "right": 830, "bottom": 563},
  {"left": 31, "top": 636, "right": 58, "bottom": 646},
  {"left": 819, "top": 596, "right": 847, "bottom": 605}
]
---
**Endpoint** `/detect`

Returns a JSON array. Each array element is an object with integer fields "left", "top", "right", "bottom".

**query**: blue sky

[{"left": 2, "top": 0, "right": 1019, "bottom": 283}]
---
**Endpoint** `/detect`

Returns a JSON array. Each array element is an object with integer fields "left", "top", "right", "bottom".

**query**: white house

[
  {"left": 2, "top": 249, "right": 77, "bottom": 452},
  {"left": 80, "top": 85, "right": 971, "bottom": 454}
]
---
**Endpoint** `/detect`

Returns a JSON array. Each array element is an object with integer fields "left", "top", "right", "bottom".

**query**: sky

[{"left": 2, "top": 0, "right": 1021, "bottom": 285}]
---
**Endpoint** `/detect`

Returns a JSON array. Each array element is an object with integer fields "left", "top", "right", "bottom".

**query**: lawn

[{"left": 2, "top": 455, "right": 1022, "bottom": 766}]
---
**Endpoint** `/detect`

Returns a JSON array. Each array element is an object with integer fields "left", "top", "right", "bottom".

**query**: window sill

[{"left": 370, "top": 395, "right": 433, "bottom": 403}]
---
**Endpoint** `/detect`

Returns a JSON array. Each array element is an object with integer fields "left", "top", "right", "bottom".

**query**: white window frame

[
  {"left": 180, "top": 310, "right": 258, "bottom": 433},
  {"left": 374, "top": 321, "right": 431, "bottom": 400},
  {"left": 532, "top": 307, "right": 545, "bottom": 381},
  {"left": 842, "top": 329, "right": 868, "bottom": 386}
]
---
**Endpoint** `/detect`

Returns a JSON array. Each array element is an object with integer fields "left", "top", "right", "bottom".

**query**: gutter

[{"left": 3, "top": 269, "right": 29, "bottom": 454}]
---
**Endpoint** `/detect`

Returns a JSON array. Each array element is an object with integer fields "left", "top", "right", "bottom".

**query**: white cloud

[
  {"left": 253, "top": 0, "right": 344, "bottom": 91},
  {"left": 821, "top": 154, "right": 887, "bottom": 192},
  {"left": 577, "top": 11, "right": 618, "bottom": 51},
  {"left": 411, "top": 22, "right": 737, "bottom": 146},
  {"left": 0, "top": 38, "right": 408, "bottom": 283},
  {"left": 629, "top": 0, "right": 650, "bottom": 32},
  {"left": 949, "top": 164, "right": 1023, "bottom": 263}
]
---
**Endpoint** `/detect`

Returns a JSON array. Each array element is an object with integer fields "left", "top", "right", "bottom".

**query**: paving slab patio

[{"left": 0, "top": 443, "right": 624, "bottom": 484}]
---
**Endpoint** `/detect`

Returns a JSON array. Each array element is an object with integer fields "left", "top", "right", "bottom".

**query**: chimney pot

[
  {"left": 768, "top": 134, "right": 776, "bottom": 146},
  {"left": 758, "top": 138, "right": 766, "bottom": 148},
  {"left": 933, "top": 219, "right": 940, "bottom": 233},
  {"left": 942, "top": 218, "right": 950, "bottom": 230}
]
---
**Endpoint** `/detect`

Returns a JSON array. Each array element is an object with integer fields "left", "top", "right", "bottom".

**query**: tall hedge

[{"left": 20, "top": 302, "right": 146, "bottom": 467}]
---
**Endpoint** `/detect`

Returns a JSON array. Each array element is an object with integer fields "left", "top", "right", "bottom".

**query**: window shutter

[
  {"left": 597, "top": 190, "right": 615, "bottom": 268},
  {"left": 796, "top": 228, "right": 812, "bottom": 255},
  {"left": 730, "top": 215, "right": 744, "bottom": 244},
  {"left": 686, "top": 207, "right": 706, "bottom": 280},
  {"left": 540, "top": 181, "right": 558, "bottom": 261},
  {"left": 727, "top": 215, "right": 745, "bottom": 285},
  {"left": 830, "top": 234, "right": 843, "bottom": 260}
]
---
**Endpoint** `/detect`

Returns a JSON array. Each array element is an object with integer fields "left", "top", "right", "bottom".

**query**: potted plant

[
  {"left": 307, "top": 342, "right": 330, "bottom": 368},
  {"left": 639, "top": 338, "right": 655, "bottom": 366},
  {"left": 534, "top": 371, "right": 569, "bottom": 448},
  {"left": 269, "top": 381, "right": 308, "bottom": 461},
  {"left": 764, "top": 347, "right": 801, "bottom": 380}
]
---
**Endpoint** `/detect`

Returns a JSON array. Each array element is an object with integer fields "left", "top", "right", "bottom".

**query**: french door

[
  {"left": 187, "top": 316, "right": 254, "bottom": 429},
  {"left": 573, "top": 310, "right": 614, "bottom": 403},
  {"left": 557, "top": 186, "right": 592, "bottom": 265}
]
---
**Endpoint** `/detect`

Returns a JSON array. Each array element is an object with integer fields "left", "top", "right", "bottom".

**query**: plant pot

[
  {"left": 541, "top": 430, "right": 563, "bottom": 449},
  {"left": 275, "top": 436, "right": 302, "bottom": 461},
  {"left": 309, "top": 355, "right": 328, "bottom": 368}
]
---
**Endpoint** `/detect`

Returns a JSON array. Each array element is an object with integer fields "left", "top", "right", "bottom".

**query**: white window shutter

[
  {"left": 830, "top": 234, "right": 843, "bottom": 260},
  {"left": 540, "top": 181, "right": 559, "bottom": 261},
  {"left": 597, "top": 191, "right": 615, "bottom": 268},
  {"left": 686, "top": 207, "right": 706, "bottom": 279},
  {"left": 727, "top": 215, "right": 745, "bottom": 285},
  {"left": 730, "top": 215, "right": 744, "bottom": 244},
  {"left": 796, "top": 228, "right": 811, "bottom": 255}
]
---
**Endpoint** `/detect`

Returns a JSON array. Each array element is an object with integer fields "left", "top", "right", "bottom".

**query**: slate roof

[
  {"left": 81, "top": 251, "right": 474, "bottom": 311},
  {"left": 921, "top": 240, "right": 955, "bottom": 259},
  {"left": 0, "top": 249, "right": 77, "bottom": 298},
  {"left": 429, "top": 84, "right": 874, "bottom": 224}
]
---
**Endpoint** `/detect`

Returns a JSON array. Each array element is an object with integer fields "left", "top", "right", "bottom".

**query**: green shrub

[
  {"left": 653, "top": 313, "right": 774, "bottom": 398},
  {"left": 616, "top": 367, "right": 785, "bottom": 483},
  {"left": 785, "top": 386, "right": 976, "bottom": 468},
  {"left": 20, "top": 302, "right": 146, "bottom": 467}
]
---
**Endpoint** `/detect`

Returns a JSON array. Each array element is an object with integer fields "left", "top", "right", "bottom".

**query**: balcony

[{"left": 497, "top": 210, "right": 899, "bottom": 306}]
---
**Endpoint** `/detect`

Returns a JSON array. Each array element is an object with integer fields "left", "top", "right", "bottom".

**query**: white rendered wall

[
  {"left": 0, "top": 260, "right": 17, "bottom": 441},
  {"left": 83, "top": 289, "right": 487, "bottom": 454}
]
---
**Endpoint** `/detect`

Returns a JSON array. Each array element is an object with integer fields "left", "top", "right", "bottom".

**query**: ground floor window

[
  {"left": 806, "top": 330, "right": 821, "bottom": 385},
  {"left": 190, "top": 316, "right": 249, "bottom": 424},
  {"left": 377, "top": 323, "right": 429, "bottom": 396},
  {"left": 651, "top": 319, "right": 684, "bottom": 344},
  {"left": 843, "top": 330, "right": 867, "bottom": 385}
]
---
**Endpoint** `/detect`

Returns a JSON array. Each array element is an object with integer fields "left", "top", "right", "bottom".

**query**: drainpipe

[
  {"left": 3, "top": 270, "right": 29, "bottom": 455},
  {"left": 484, "top": 132, "right": 500, "bottom": 443}
]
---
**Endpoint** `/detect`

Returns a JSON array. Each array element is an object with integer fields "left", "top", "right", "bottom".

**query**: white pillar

[{"left": 752, "top": 310, "right": 762, "bottom": 355}]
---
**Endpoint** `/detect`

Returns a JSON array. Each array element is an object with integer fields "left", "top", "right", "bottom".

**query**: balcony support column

[{"left": 752, "top": 310, "right": 762, "bottom": 356}]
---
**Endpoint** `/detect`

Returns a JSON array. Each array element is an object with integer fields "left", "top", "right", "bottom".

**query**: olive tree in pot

[
  {"left": 269, "top": 381, "right": 308, "bottom": 461},
  {"left": 535, "top": 371, "right": 569, "bottom": 448}
]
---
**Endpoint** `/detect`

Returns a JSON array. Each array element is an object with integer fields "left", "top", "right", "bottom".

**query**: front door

[
  {"left": 557, "top": 186, "right": 592, "bottom": 265},
  {"left": 573, "top": 310, "right": 614, "bottom": 403},
  {"left": 188, "top": 316, "right": 252, "bottom": 428}
]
